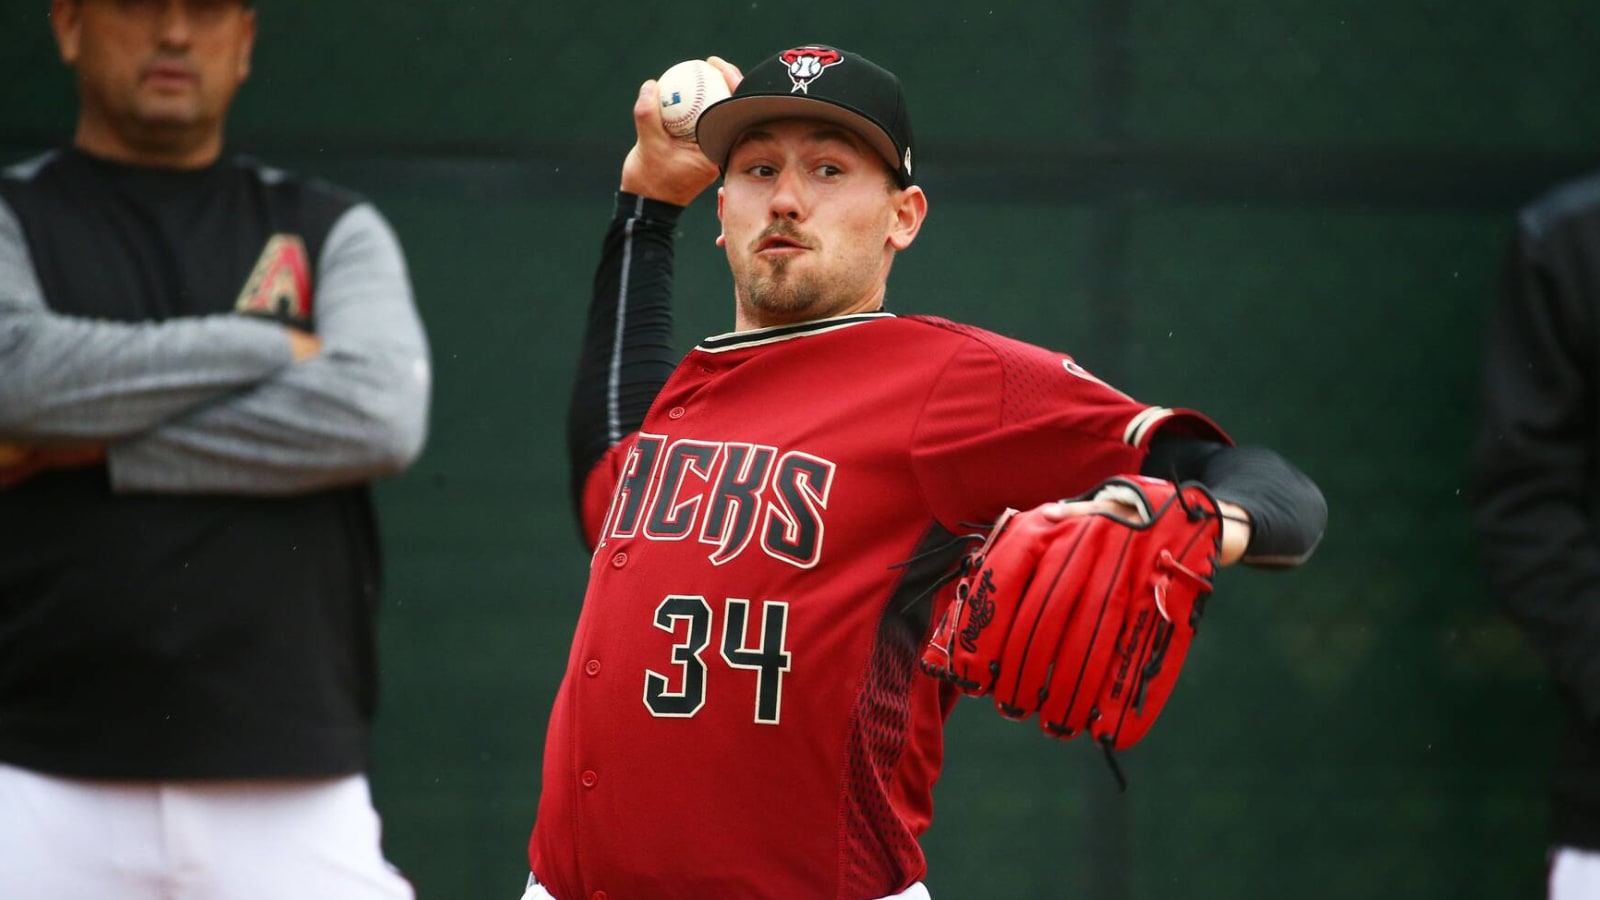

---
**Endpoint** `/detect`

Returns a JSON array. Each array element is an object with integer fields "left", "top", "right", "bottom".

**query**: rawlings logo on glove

[
  {"left": 921, "top": 476, "right": 1223, "bottom": 767},
  {"left": 957, "top": 567, "right": 998, "bottom": 654}
]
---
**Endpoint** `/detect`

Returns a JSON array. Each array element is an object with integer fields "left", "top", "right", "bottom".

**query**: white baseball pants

[
  {"left": 521, "top": 871, "right": 932, "bottom": 900},
  {"left": 1551, "top": 846, "right": 1600, "bottom": 899},
  {"left": 0, "top": 761, "right": 414, "bottom": 900}
]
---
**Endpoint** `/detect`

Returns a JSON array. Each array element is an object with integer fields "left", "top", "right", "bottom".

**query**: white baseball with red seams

[{"left": 656, "top": 59, "right": 730, "bottom": 140}]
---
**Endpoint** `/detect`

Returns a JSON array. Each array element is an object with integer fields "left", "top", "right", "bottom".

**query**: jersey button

[
  {"left": 668, "top": 406, "right": 686, "bottom": 419},
  {"left": 610, "top": 552, "right": 627, "bottom": 568},
  {"left": 580, "top": 770, "right": 598, "bottom": 789},
  {"left": 584, "top": 659, "right": 601, "bottom": 677}
]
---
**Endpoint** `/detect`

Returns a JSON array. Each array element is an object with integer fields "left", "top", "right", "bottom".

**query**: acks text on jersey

[{"left": 600, "top": 432, "right": 837, "bottom": 569}]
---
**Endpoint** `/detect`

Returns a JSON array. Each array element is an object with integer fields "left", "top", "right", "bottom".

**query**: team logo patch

[
  {"left": 234, "top": 234, "right": 312, "bottom": 325},
  {"left": 1063, "top": 357, "right": 1136, "bottom": 399},
  {"left": 1061, "top": 357, "right": 1107, "bottom": 386},
  {"left": 779, "top": 47, "right": 843, "bottom": 94}
]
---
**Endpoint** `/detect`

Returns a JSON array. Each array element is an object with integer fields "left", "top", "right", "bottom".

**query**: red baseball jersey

[{"left": 530, "top": 312, "right": 1226, "bottom": 900}]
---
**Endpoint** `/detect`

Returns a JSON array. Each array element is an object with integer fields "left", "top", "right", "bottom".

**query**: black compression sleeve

[
  {"left": 1141, "top": 432, "right": 1327, "bottom": 567},
  {"left": 565, "top": 193, "right": 684, "bottom": 524}
]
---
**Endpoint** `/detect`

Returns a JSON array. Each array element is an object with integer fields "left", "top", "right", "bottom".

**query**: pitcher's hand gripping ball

[
  {"left": 921, "top": 475, "right": 1224, "bottom": 752},
  {"left": 656, "top": 59, "right": 732, "bottom": 140}
]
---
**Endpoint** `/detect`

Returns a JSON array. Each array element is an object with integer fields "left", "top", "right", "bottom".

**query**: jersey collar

[{"left": 696, "top": 311, "right": 896, "bottom": 354}]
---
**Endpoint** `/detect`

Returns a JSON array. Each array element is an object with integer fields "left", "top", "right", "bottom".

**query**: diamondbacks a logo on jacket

[
  {"left": 602, "top": 433, "right": 836, "bottom": 569},
  {"left": 234, "top": 234, "right": 312, "bottom": 325}
]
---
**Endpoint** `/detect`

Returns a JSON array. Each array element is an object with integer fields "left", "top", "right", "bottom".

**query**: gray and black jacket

[{"left": 0, "top": 147, "right": 431, "bottom": 778}]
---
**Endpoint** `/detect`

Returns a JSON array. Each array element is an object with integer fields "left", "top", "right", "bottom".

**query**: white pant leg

[
  {"left": 519, "top": 872, "right": 929, "bottom": 900},
  {"left": 1551, "top": 846, "right": 1600, "bottom": 900},
  {"left": 0, "top": 762, "right": 413, "bottom": 900},
  {"left": 520, "top": 874, "right": 557, "bottom": 899},
  {"left": 168, "top": 774, "right": 414, "bottom": 900},
  {"left": 0, "top": 761, "right": 168, "bottom": 900}
]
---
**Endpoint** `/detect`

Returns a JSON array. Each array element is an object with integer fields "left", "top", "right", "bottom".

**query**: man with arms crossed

[{"left": 0, "top": 1, "right": 429, "bottom": 897}]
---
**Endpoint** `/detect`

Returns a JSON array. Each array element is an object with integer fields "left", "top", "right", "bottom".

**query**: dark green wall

[{"left": 5, "top": 2, "right": 1599, "bottom": 898}]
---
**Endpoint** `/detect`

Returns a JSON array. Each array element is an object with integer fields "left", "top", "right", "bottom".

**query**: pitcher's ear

[{"left": 888, "top": 185, "right": 928, "bottom": 251}]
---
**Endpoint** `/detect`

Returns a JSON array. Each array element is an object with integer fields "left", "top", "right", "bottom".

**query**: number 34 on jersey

[{"left": 644, "top": 595, "right": 792, "bottom": 725}]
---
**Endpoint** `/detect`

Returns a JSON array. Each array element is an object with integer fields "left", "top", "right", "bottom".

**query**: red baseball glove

[{"left": 920, "top": 475, "right": 1224, "bottom": 754}]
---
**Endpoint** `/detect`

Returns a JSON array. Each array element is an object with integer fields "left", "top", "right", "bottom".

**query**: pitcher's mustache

[{"left": 752, "top": 222, "right": 815, "bottom": 252}]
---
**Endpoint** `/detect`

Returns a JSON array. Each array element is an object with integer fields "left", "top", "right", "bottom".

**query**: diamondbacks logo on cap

[
  {"left": 235, "top": 234, "right": 312, "bottom": 325},
  {"left": 780, "top": 47, "right": 843, "bottom": 94}
]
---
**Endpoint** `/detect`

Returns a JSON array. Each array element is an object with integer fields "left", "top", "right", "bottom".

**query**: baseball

[
  {"left": 656, "top": 59, "right": 730, "bottom": 141},
  {"left": 791, "top": 56, "right": 822, "bottom": 79}
]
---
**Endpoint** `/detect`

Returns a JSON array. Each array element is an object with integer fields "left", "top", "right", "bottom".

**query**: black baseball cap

[{"left": 695, "top": 45, "right": 916, "bottom": 188}]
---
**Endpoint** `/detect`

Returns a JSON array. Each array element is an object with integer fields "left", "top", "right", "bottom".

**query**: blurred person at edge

[
  {"left": 1475, "top": 172, "right": 1600, "bottom": 900},
  {"left": 0, "top": 1, "right": 430, "bottom": 898}
]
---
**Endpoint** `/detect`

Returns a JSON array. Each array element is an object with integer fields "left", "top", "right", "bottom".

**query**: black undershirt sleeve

[
  {"left": 1141, "top": 431, "right": 1327, "bottom": 567},
  {"left": 565, "top": 193, "right": 684, "bottom": 524}
]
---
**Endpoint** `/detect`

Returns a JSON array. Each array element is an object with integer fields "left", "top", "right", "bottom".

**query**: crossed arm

[{"left": 0, "top": 199, "right": 431, "bottom": 494}]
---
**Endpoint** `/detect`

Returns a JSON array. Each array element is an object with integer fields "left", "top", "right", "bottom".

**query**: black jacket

[{"left": 1473, "top": 170, "right": 1600, "bottom": 848}]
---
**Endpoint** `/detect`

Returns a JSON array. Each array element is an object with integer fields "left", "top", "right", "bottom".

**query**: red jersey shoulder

[
  {"left": 899, "top": 316, "right": 1117, "bottom": 381},
  {"left": 898, "top": 314, "right": 1229, "bottom": 447},
  {"left": 899, "top": 314, "right": 1134, "bottom": 415}
]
